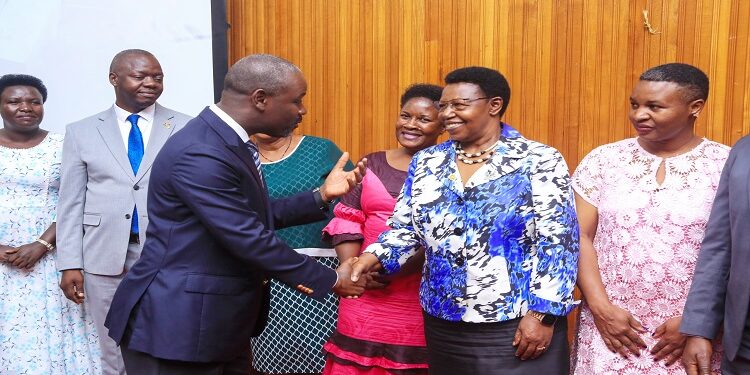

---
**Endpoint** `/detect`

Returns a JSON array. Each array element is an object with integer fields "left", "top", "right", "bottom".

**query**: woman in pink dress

[
  {"left": 321, "top": 84, "right": 444, "bottom": 374},
  {"left": 571, "top": 63, "right": 728, "bottom": 374}
]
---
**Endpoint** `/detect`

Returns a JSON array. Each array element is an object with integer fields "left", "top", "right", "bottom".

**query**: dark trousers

[
  {"left": 121, "top": 346, "right": 251, "bottom": 375},
  {"left": 423, "top": 312, "right": 569, "bottom": 375},
  {"left": 722, "top": 353, "right": 750, "bottom": 375}
]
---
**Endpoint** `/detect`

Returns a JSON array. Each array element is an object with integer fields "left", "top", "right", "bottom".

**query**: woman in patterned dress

[
  {"left": 571, "top": 63, "right": 728, "bottom": 374},
  {"left": 352, "top": 67, "right": 579, "bottom": 374},
  {"left": 250, "top": 132, "right": 351, "bottom": 375},
  {"left": 0, "top": 74, "right": 100, "bottom": 374},
  {"left": 320, "top": 83, "right": 444, "bottom": 375}
]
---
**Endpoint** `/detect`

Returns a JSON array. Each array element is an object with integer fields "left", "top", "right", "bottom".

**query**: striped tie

[{"left": 245, "top": 141, "right": 264, "bottom": 185}]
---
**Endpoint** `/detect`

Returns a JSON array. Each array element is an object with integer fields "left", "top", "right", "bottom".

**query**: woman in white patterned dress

[
  {"left": 0, "top": 74, "right": 100, "bottom": 374},
  {"left": 571, "top": 63, "right": 727, "bottom": 374}
]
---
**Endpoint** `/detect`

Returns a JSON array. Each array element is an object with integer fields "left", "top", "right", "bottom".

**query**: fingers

[
  {"left": 332, "top": 152, "right": 351, "bottom": 171},
  {"left": 664, "top": 348, "right": 684, "bottom": 366},
  {"left": 4, "top": 248, "right": 18, "bottom": 254},
  {"left": 350, "top": 254, "right": 377, "bottom": 282},
  {"left": 629, "top": 315, "right": 648, "bottom": 334},
  {"left": 697, "top": 352, "right": 711, "bottom": 375},
  {"left": 514, "top": 335, "right": 530, "bottom": 358},
  {"left": 624, "top": 328, "right": 648, "bottom": 351}
]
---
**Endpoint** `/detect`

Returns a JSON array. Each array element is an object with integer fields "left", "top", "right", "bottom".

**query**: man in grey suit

[
  {"left": 56, "top": 49, "right": 191, "bottom": 375},
  {"left": 681, "top": 134, "right": 750, "bottom": 375}
]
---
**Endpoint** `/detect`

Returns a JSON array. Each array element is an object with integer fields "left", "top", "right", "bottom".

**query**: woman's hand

[
  {"left": 591, "top": 303, "right": 648, "bottom": 357},
  {"left": 0, "top": 244, "right": 15, "bottom": 262},
  {"left": 513, "top": 314, "right": 554, "bottom": 360},
  {"left": 5, "top": 241, "right": 48, "bottom": 270},
  {"left": 651, "top": 316, "right": 687, "bottom": 365}
]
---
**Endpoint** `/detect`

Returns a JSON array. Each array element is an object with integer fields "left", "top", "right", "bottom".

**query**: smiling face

[
  {"left": 629, "top": 80, "right": 703, "bottom": 144},
  {"left": 395, "top": 97, "right": 442, "bottom": 154},
  {"left": 1, "top": 85, "right": 44, "bottom": 133},
  {"left": 110, "top": 53, "right": 164, "bottom": 113},
  {"left": 438, "top": 82, "right": 503, "bottom": 146}
]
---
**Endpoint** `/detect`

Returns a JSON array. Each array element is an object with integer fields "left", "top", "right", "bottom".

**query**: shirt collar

[
  {"left": 114, "top": 103, "right": 156, "bottom": 124},
  {"left": 209, "top": 104, "right": 250, "bottom": 143}
]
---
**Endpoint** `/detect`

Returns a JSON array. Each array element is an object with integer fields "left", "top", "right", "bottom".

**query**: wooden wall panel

[
  {"left": 227, "top": 0, "right": 750, "bottom": 167},
  {"left": 226, "top": 0, "right": 750, "bottom": 347}
]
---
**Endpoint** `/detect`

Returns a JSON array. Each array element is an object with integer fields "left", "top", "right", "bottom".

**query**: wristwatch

[
  {"left": 527, "top": 310, "right": 558, "bottom": 326},
  {"left": 312, "top": 187, "right": 334, "bottom": 210}
]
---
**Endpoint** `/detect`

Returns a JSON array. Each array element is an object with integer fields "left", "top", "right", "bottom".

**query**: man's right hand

[
  {"left": 60, "top": 269, "right": 85, "bottom": 304},
  {"left": 682, "top": 336, "right": 713, "bottom": 375},
  {"left": 332, "top": 257, "right": 366, "bottom": 298}
]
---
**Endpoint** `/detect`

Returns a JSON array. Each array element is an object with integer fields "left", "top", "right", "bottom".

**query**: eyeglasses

[{"left": 435, "top": 97, "right": 490, "bottom": 112}]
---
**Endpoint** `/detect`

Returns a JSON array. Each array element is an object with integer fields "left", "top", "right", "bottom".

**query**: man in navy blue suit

[{"left": 105, "top": 54, "right": 367, "bottom": 374}]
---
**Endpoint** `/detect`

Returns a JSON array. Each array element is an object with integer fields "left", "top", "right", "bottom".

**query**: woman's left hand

[
  {"left": 5, "top": 241, "right": 48, "bottom": 270},
  {"left": 513, "top": 314, "right": 554, "bottom": 360},
  {"left": 651, "top": 316, "right": 687, "bottom": 366}
]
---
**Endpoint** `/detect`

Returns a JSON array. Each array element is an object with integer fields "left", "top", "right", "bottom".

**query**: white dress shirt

[{"left": 114, "top": 103, "right": 155, "bottom": 150}]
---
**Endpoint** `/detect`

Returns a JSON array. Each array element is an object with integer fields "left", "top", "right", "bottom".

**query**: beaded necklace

[{"left": 456, "top": 140, "right": 499, "bottom": 165}]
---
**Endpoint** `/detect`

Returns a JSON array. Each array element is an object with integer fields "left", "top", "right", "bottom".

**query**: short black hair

[
  {"left": 0, "top": 74, "right": 48, "bottom": 102},
  {"left": 639, "top": 63, "right": 709, "bottom": 102},
  {"left": 400, "top": 83, "right": 443, "bottom": 107},
  {"left": 444, "top": 66, "right": 511, "bottom": 117}
]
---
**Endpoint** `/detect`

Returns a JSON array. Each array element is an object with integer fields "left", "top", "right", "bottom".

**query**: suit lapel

[
  {"left": 97, "top": 108, "right": 135, "bottom": 182},
  {"left": 136, "top": 104, "right": 177, "bottom": 182},
  {"left": 199, "top": 108, "right": 271, "bottom": 211}
]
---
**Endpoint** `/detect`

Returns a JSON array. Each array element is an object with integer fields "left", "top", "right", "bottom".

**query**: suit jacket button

[
  {"left": 133, "top": 185, "right": 140, "bottom": 190},
  {"left": 125, "top": 214, "right": 131, "bottom": 219}
]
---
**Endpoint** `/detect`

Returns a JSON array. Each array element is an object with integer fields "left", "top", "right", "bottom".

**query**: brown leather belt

[{"left": 128, "top": 232, "right": 140, "bottom": 244}]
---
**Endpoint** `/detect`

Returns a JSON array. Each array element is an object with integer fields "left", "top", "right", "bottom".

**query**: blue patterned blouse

[{"left": 365, "top": 125, "right": 579, "bottom": 323}]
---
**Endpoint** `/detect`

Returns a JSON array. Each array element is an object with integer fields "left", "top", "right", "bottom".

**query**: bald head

[
  {"left": 223, "top": 54, "right": 301, "bottom": 96},
  {"left": 110, "top": 49, "right": 158, "bottom": 73}
]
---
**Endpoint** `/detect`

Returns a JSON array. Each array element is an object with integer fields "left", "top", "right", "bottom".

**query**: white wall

[{"left": 0, "top": 0, "right": 215, "bottom": 133}]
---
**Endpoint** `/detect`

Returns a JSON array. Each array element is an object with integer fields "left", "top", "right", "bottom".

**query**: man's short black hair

[
  {"left": 640, "top": 63, "right": 709, "bottom": 102},
  {"left": 0, "top": 74, "right": 48, "bottom": 102},
  {"left": 400, "top": 83, "right": 443, "bottom": 107},
  {"left": 445, "top": 67, "right": 511, "bottom": 117}
]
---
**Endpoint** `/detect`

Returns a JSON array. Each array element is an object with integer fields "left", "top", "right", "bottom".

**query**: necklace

[
  {"left": 257, "top": 136, "right": 293, "bottom": 162},
  {"left": 456, "top": 140, "right": 499, "bottom": 164},
  {"left": 456, "top": 140, "right": 499, "bottom": 158}
]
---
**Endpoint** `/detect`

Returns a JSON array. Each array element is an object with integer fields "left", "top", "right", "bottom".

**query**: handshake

[{"left": 331, "top": 253, "right": 384, "bottom": 298}]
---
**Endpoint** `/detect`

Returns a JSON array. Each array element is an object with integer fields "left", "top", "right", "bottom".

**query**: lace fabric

[{"left": 571, "top": 138, "right": 729, "bottom": 374}]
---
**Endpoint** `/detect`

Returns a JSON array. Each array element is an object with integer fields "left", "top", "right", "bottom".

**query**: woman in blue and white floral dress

[
  {"left": 0, "top": 74, "right": 100, "bottom": 374},
  {"left": 352, "top": 67, "right": 579, "bottom": 374}
]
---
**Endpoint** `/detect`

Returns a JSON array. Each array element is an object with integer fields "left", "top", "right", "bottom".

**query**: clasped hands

[
  {"left": 0, "top": 242, "right": 48, "bottom": 270},
  {"left": 332, "top": 253, "right": 385, "bottom": 298}
]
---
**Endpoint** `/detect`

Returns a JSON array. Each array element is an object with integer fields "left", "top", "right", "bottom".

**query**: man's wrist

[{"left": 313, "top": 187, "right": 334, "bottom": 210}]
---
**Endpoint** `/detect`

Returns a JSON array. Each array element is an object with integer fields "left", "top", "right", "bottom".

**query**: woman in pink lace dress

[{"left": 571, "top": 63, "right": 728, "bottom": 374}]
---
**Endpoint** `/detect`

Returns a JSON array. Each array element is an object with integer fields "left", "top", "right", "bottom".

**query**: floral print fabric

[
  {"left": 0, "top": 134, "right": 100, "bottom": 374},
  {"left": 366, "top": 125, "right": 579, "bottom": 323},
  {"left": 571, "top": 138, "right": 728, "bottom": 374}
]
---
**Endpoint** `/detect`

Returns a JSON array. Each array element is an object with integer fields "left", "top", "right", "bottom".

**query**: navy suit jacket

[
  {"left": 105, "top": 107, "right": 337, "bottom": 362},
  {"left": 681, "top": 134, "right": 750, "bottom": 360}
]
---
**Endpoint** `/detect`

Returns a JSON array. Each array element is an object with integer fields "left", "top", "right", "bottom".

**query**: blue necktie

[
  {"left": 245, "top": 141, "right": 264, "bottom": 185},
  {"left": 127, "top": 114, "right": 144, "bottom": 234}
]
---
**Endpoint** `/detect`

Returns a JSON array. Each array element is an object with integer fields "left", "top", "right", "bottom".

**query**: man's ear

[
  {"left": 488, "top": 97, "right": 503, "bottom": 117},
  {"left": 109, "top": 72, "right": 118, "bottom": 87},
  {"left": 250, "top": 88, "right": 268, "bottom": 111}
]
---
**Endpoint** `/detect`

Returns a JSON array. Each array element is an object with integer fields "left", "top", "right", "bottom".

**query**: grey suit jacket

[
  {"left": 681, "top": 134, "right": 750, "bottom": 360},
  {"left": 56, "top": 103, "right": 191, "bottom": 275}
]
